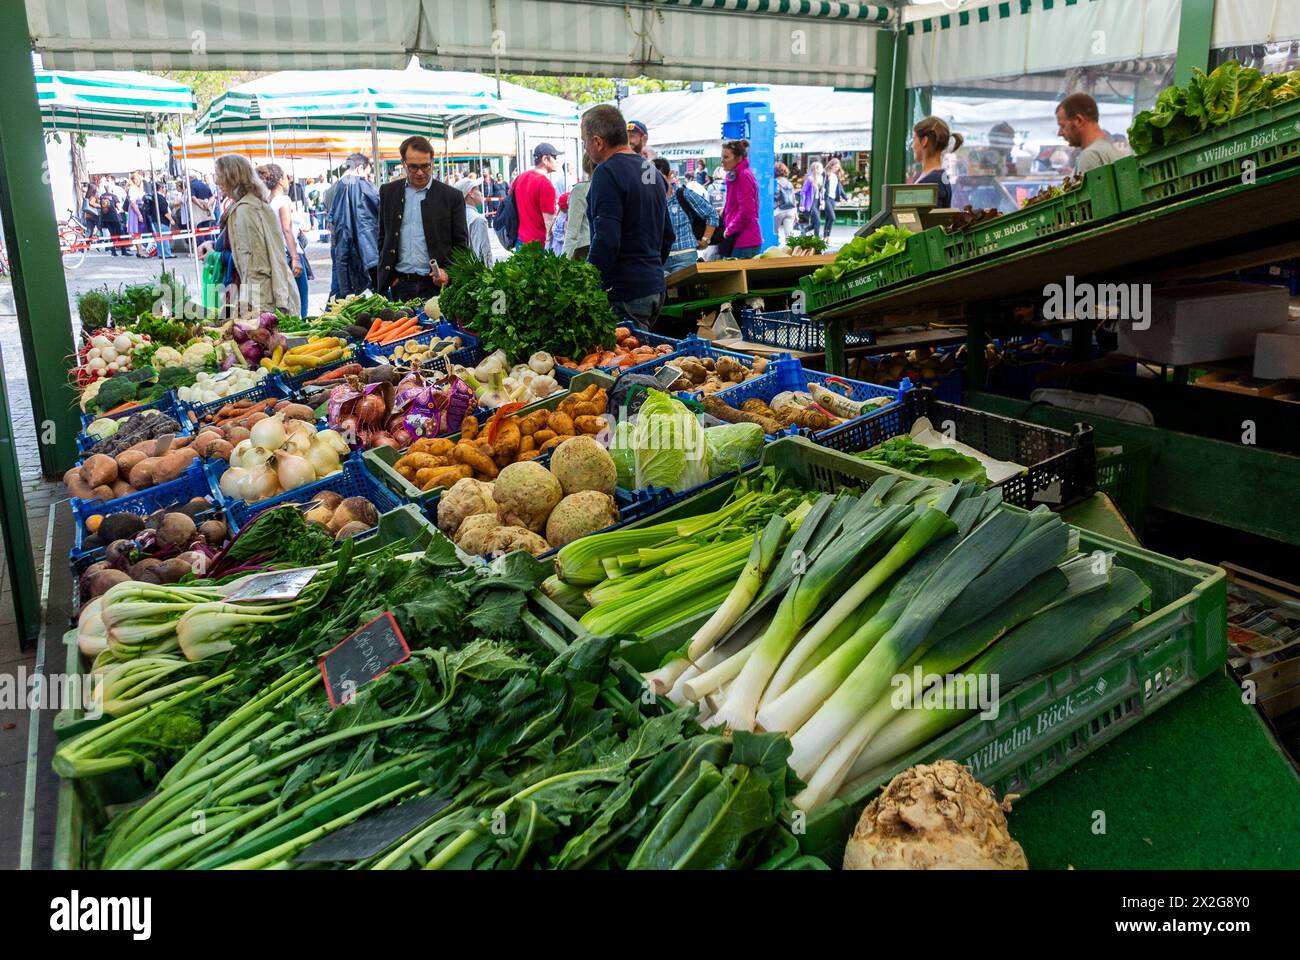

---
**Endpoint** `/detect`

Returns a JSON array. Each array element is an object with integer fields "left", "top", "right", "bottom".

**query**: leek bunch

[{"left": 656, "top": 475, "right": 1152, "bottom": 812}]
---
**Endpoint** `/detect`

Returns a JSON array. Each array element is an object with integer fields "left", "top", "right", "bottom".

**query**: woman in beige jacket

[{"left": 212, "top": 155, "right": 296, "bottom": 316}]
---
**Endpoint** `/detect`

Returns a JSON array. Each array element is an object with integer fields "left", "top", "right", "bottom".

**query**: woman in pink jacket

[{"left": 720, "top": 139, "right": 762, "bottom": 259}]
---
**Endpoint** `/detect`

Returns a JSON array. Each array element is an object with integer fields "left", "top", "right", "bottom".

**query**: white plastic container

[
  {"left": 1254, "top": 322, "right": 1300, "bottom": 380},
  {"left": 1118, "top": 282, "right": 1288, "bottom": 365}
]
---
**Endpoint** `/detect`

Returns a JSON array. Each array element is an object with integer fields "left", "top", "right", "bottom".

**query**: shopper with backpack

[
  {"left": 774, "top": 162, "right": 799, "bottom": 243},
  {"left": 654, "top": 158, "right": 718, "bottom": 276},
  {"left": 97, "top": 181, "right": 126, "bottom": 257}
]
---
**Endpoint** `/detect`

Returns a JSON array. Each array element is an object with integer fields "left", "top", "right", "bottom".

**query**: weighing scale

[{"left": 856, "top": 183, "right": 961, "bottom": 237}]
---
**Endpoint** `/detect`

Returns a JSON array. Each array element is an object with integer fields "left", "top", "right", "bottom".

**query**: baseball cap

[
  {"left": 456, "top": 177, "right": 483, "bottom": 197},
  {"left": 533, "top": 142, "right": 559, "bottom": 162},
  {"left": 627, "top": 120, "right": 648, "bottom": 137}
]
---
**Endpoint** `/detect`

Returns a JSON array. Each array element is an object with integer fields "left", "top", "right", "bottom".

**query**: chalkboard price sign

[{"left": 319, "top": 612, "right": 411, "bottom": 707}]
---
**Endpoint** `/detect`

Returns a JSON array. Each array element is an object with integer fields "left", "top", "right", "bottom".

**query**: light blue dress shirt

[{"left": 396, "top": 183, "right": 430, "bottom": 274}]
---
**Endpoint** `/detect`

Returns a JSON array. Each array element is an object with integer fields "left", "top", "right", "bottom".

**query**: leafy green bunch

[
  {"left": 1129, "top": 60, "right": 1300, "bottom": 154},
  {"left": 442, "top": 242, "right": 617, "bottom": 360},
  {"left": 812, "top": 225, "right": 911, "bottom": 283}
]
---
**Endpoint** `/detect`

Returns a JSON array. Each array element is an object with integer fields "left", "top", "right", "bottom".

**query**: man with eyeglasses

[{"left": 376, "top": 136, "right": 469, "bottom": 300}]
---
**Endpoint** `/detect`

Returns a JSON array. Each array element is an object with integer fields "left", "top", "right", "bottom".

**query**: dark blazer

[{"left": 375, "top": 178, "right": 469, "bottom": 291}]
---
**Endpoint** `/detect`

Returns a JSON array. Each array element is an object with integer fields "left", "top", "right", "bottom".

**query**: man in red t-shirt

[{"left": 513, "top": 143, "right": 559, "bottom": 246}]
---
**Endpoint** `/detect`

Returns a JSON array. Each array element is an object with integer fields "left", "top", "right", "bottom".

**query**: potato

[
  {"left": 110, "top": 478, "right": 133, "bottom": 499},
  {"left": 91, "top": 484, "right": 115, "bottom": 502},
  {"left": 574, "top": 416, "right": 608, "bottom": 434},
  {"left": 226, "top": 425, "right": 251, "bottom": 445},
  {"left": 82, "top": 454, "right": 118, "bottom": 488},
  {"left": 548, "top": 412, "right": 575, "bottom": 435}
]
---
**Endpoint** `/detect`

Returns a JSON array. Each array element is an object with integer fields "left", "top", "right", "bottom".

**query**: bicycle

[{"left": 59, "top": 209, "right": 90, "bottom": 270}]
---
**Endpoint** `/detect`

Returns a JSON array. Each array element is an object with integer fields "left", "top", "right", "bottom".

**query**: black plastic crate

[
  {"left": 738, "top": 308, "right": 876, "bottom": 353},
  {"left": 816, "top": 387, "right": 1096, "bottom": 510}
]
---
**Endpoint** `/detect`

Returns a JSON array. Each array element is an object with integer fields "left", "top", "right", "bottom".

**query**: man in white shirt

[
  {"left": 456, "top": 177, "right": 494, "bottom": 267},
  {"left": 1056, "top": 92, "right": 1123, "bottom": 175}
]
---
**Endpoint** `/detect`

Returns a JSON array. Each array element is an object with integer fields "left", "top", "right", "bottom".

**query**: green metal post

[
  {"left": 825, "top": 319, "right": 847, "bottom": 377},
  {"left": 0, "top": 1, "right": 79, "bottom": 478},
  {"left": 1174, "top": 0, "right": 1216, "bottom": 86},
  {"left": 870, "top": 27, "right": 909, "bottom": 218},
  {"left": 0, "top": 359, "right": 40, "bottom": 648}
]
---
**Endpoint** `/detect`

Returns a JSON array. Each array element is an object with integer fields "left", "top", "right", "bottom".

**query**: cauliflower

[
  {"left": 494, "top": 461, "right": 562, "bottom": 532},
  {"left": 181, "top": 341, "right": 218, "bottom": 371},
  {"left": 437, "top": 478, "right": 497, "bottom": 534},
  {"left": 152, "top": 346, "right": 185, "bottom": 368}
]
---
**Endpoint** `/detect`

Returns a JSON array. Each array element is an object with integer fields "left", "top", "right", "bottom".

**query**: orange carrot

[
  {"left": 365, "top": 316, "right": 384, "bottom": 339},
  {"left": 104, "top": 400, "right": 142, "bottom": 415}
]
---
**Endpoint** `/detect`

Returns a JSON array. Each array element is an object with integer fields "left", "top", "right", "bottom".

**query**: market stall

[{"left": 6, "top": 0, "right": 1300, "bottom": 887}]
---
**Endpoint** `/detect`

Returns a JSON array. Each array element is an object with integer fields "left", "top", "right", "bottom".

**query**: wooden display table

[{"left": 666, "top": 254, "right": 837, "bottom": 298}]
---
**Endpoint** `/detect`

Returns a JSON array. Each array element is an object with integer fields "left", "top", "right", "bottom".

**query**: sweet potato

[
  {"left": 63, "top": 467, "right": 96, "bottom": 501},
  {"left": 453, "top": 441, "right": 498, "bottom": 479},
  {"left": 547, "top": 412, "right": 575, "bottom": 436},
  {"left": 566, "top": 401, "right": 603, "bottom": 419},
  {"left": 411, "top": 437, "right": 455, "bottom": 458},
  {"left": 395, "top": 452, "right": 450, "bottom": 474},
  {"left": 519, "top": 411, "right": 548, "bottom": 436},
  {"left": 532, "top": 429, "right": 557, "bottom": 447},
  {"left": 459, "top": 415, "right": 480, "bottom": 441},
  {"left": 539, "top": 434, "right": 571, "bottom": 453},
  {"left": 418, "top": 464, "right": 473, "bottom": 491},
  {"left": 519, "top": 435, "right": 536, "bottom": 454},
  {"left": 129, "top": 457, "right": 160, "bottom": 489},
  {"left": 574, "top": 416, "right": 608, "bottom": 434},
  {"left": 82, "top": 454, "right": 118, "bottom": 488},
  {"left": 490, "top": 420, "right": 521, "bottom": 466},
  {"left": 111, "top": 478, "right": 133, "bottom": 499}
]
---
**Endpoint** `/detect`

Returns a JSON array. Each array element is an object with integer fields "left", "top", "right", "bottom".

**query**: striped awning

[
  {"left": 35, "top": 69, "right": 195, "bottom": 136},
  {"left": 27, "top": 1, "right": 885, "bottom": 85},
  {"left": 194, "top": 64, "right": 578, "bottom": 138}
]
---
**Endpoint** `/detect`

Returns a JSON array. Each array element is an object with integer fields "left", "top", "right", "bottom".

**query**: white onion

[
  {"left": 274, "top": 451, "right": 316, "bottom": 491},
  {"left": 250, "top": 415, "right": 286, "bottom": 451},
  {"left": 219, "top": 466, "right": 249, "bottom": 499},
  {"left": 304, "top": 442, "right": 342, "bottom": 479}
]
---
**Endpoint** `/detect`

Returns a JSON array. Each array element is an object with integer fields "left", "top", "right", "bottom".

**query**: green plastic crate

[
  {"left": 801, "top": 227, "right": 941, "bottom": 315},
  {"left": 364, "top": 371, "right": 615, "bottom": 504},
  {"left": 1095, "top": 444, "right": 1152, "bottom": 533},
  {"left": 528, "top": 439, "right": 949, "bottom": 673},
  {"left": 1113, "top": 97, "right": 1300, "bottom": 210},
  {"left": 936, "top": 165, "right": 1121, "bottom": 267},
  {"left": 527, "top": 436, "right": 1227, "bottom": 867},
  {"left": 52, "top": 504, "right": 442, "bottom": 869}
]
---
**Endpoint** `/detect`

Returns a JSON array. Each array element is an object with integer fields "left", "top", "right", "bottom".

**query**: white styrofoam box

[
  {"left": 1118, "top": 282, "right": 1289, "bottom": 366},
  {"left": 1254, "top": 322, "right": 1300, "bottom": 380}
]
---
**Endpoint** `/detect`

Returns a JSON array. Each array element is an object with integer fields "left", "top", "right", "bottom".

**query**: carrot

[
  {"left": 365, "top": 317, "right": 384, "bottom": 339},
  {"left": 104, "top": 400, "right": 142, "bottom": 415},
  {"left": 305, "top": 363, "right": 362, "bottom": 385},
  {"left": 377, "top": 320, "right": 420, "bottom": 345}
]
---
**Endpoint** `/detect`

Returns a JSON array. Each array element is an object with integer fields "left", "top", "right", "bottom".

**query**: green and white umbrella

[{"left": 36, "top": 69, "right": 196, "bottom": 136}]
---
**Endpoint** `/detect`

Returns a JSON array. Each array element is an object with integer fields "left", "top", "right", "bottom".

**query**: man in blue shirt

[
  {"left": 582, "top": 105, "right": 675, "bottom": 330},
  {"left": 652, "top": 158, "right": 718, "bottom": 276},
  {"left": 376, "top": 136, "right": 469, "bottom": 300}
]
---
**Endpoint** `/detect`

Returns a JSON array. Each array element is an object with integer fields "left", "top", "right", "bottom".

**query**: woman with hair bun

[{"left": 911, "top": 116, "right": 964, "bottom": 208}]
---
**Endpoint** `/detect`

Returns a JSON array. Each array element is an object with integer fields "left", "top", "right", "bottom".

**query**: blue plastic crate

[
  {"left": 739, "top": 308, "right": 877, "bottom": 353},
  {"left": 618, "top": 336, "right": 774, "bottom": 400},
  {"left": 177, "top": 373, "right": 288, "bottom": 427},
  {"left": 273, "top": 347, "right": 363, "bottom": 394},
  {"left": 214, "top": 452, "right": 405, "bottom": 535},
  {"left": 362, "top": 321, "right": 482, "bottom": 368},
  {"left": 76, "top": 407, "right": 191, "bottom": 458},
  {"left": 78, "top": 389, "right": 180, "bottom": 432},
  {"left": 712, "top": 358, "right": 910, "bottom": 441},
  {"left": 552, "top": 327, "right": 680, "bottom": 386},
  {"left": 69, "top": 460, "right": 216, "bottom": 561}
]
